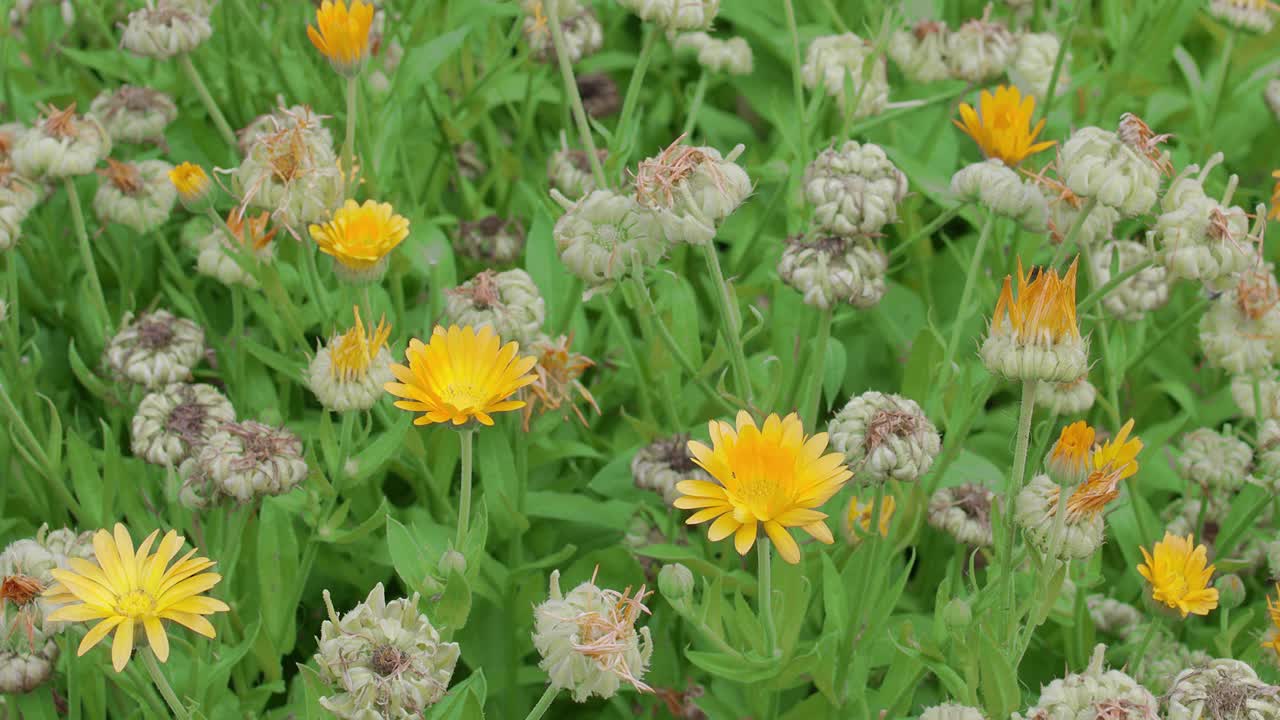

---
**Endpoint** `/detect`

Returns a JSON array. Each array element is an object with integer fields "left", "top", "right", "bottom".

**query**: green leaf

[
  {"left": 977, "top": 627, "right": 1021, "bottom": 719},
  {"left": 684, "top": 650, "right": 781, "bottom": 683},
  {"left": 434, "top": 569, "right": 473, "bottom": 630},
  {"left": 394, "top": 28, "right": 472, "bottom": 97},
  {"left": 257, "top": 498, "right": 300, "bottom": 654},
  {"left": 387, "top": 516, "right": 434, "bottom": 595},
  {"left": 525, "top": 491, "right": 635, "bottom": 531}
]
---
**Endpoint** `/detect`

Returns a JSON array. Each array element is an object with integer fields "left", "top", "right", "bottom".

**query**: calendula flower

[
  {"left": 803, "top": 140, "right": 908, "bottom": 237},
  {"left": 954, "top": 85, "right": 1054, "bottom": 167},
  {"left": 1137, "top": 532, "right": 1219, "bottom": 618},
  {"left": 927, "top": 483, "right": 996, "bottom": 548},
  {"left": 888, "top": 21, "right": 950, "bottom": 84},
  {"left": 945, "top": 15, "right": 1014, "bottom": 83},
  {"left": 1086, "top": 595, "right": 1142, "bottom": 639},
  {"left": 308, "top": 306, "right": 394, "bottom": 412},
  {"left": 1093, "top": 418, "right": 1142, "bottom": 479},
  {"left": 951, "top": 160, "right": 1049, "bottom": 231},
  {"left": 130, "top": 382, "right": 235, "bottom": 466},
  {"left": 1009, "top": 33, "right": 1070, "bottom": 100},
  {"left": 119, "top": 4, "right": 212, "bottom": 59},
  {"left": 307, "top": 0, "right": 375, "bottom": 76},
  {"left": 1090, "top": 240, "right": 1170, "bottom": 321},
  {"left": 1015, "top": 475, "right": 1105, "bottom": 559},
  {"left": 309, "top": 199, "right": 410, "bottom": 283},
  {"left": 168, "top": 161, "right": 211, "bottom": 207},
  {"left": 521, "top": 333, "right": 600, "bottom": 431},
  {"left": 12, "top": 104, "right": 110, "bottom": 180},
  {"left": 981, "top": 258, "right": 1088, "bottom": 384},
  {"left": 801, "top": 33, "right": 890, "bottom": 117},
  {"left": 88, "top": 85, "right": 177, "bottom": 147},
  {"left": 42, "top": 524, "right": 229, "bottom": 672},
  {"left": 234, "top": 112, "right": 343, "bottom": 228},
  {"left": 93, "top": 158, "right": 177, "bottom": 233},
  {"left": 1045, "top": 420, "right": 1094, "bottom": 486},
  {"left": 844, "top": 494, "right": 895, "bottom": 543},
  {"left": 443, "top": 269, "right": 546, "bottom": 347},
  {"left": 675, "top": 411, "right": 853, "bottom": 564},
  {"left": 1176, "top": 426, "right": 1251, "bottom": 492},
  {"left": 777, "top": 235, "right": 888, "bottom": 310},
  {"left": 828, "top": 391, "right": 941, "bottom": 484},
  {"left": 385, "top": 325, "right": 538, "bottom": 427},
  {"left": 1263, "top": 584, "right": 1280, "bottom": 658},
  {"left": 103, "top": 310, "right": 206, "bottom": 389}
]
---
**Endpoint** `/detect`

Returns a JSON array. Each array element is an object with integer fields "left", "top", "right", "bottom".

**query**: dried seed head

[
  {"left": 1117, "top": 112, "right": 1174, "bottom": 176},
  {"left": 100, "top": 158, "right": 144, "bottom": 194},
  {"left": 0, "top": 574, "right": 44, "bottom": 608}
]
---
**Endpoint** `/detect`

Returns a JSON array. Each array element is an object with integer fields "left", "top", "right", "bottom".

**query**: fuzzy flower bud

[
  {"left": 631, "top": 434, "right": 712, "bottom": 507},
  {"left": 315, "top": 583, "right": 460, "bottom": 718},
  {"left": 455, "top": 215, "right": 527, "bottom": 265},
  {"left": 635, "top": 141, "right": 751, "bottom": 245},
  {"left": 1015, "top": 475, "right": 1104, "bottom": 560},
  {"left": 1199, "top": 270, "right": 1280, "bottom": 375},
  {"left": 1085, "top": 595, "right": 1141, "bottom": 639},
  {"left": 1214, "top": 574, "right": 1246, "bottom": 610},
  {"left": 802, "top": 34, "right": 890, "bottom": 117},
  {"left": 443, "top": 269, "right": 546, "bottom": 346},
  {"left": 777, "top": 235, "right": 887, "bottom": 310},
  {"left": 1232, "top": 375, "right": 1280, "bottom": 422},
  {"left": 88, "top": 85, "right": 177, "bottom": 146},
  {"left": 0, "top": 639, "right": 58, "bottom": 694},
  {"left": 657, "top": 563, "right": 694, "bottom": 601},
  {"left": 1208, "top": 0, "right": 1276, "bottom": 32},
  {"left": 1155, "top": 156, "right": 1257, "bottom": 288},
  {"left": 533, "top": 570, "right": 653, "bottom": 702},
  {"left": 1176, "top": 427, "right": 1252, "bottom": 493},
  {"left": 804, "top": 141, "right": 907, "bottom": 236},
  {"left": 526, "top": 8, "right": 603, "bottom": 65},
  {"left": 12, "top": 105, "right": 110, "bottom": 180},
  {"left": 829, "top": 391, "right": 941, "bottom": 484},
  {"left": 120, "top": 4, "right": 212, "bottom": 59},
  {"left": 551, "top": 189, "right": 664, "bottom": 292},
  {"left": 1035, "top": 377, "right": 1097, "bottom": 415},
  {"left": 1090, "top": 240, "right": 1170, "bottom": 321},
  {"left": 1058, "top": 126, "right": 1161, "bottom": 217},
  {"left": 1009, "top": 33, "right": 1069, "bottom": 100},
  {"left": 93, "top": 158, "right": 176, "bottom": 233},
  {"left": 1167, "top": 659, "right": 1280, "bottom": 720},
  {"left": 951, "top": 160, "right": 1048, "bottom": 232},
  {"left": 103, "top": 309, "right": 205, "bottom": 389},
  {"left": 673, "top": 32, "right": 753, "bottom": 75},
  {"left": 1014, "top": 644, "right": 1158, "bottom": 720},
  {"left": 617, "top": 0, "right": 718, "bottom": 31},
  {"left": 928, "top": 483, "right": 996, "bottom": 547},
  {"left": 131, "top": 382, "right": 235, "bottom": 466},
  {"left": 181, "top": 420, "right": 308, "bottom": 505},
  {"left": 920, "top": 704, "right": 986, "bottom": 720},
  {"left": 888, "top": 21, "right": 950, "bottom": 84},
  {"left": 945, "top": 17, "right": 1014, "bottom": 83}
]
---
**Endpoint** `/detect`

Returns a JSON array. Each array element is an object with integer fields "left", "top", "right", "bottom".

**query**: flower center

[
  {"left": 166, "top": 401, "right": 209, "bottom": 439},
  {"left": 136, "top": 319, "right": 176, "bottom": 349},
  {"left": 369, "top": 644, "right": 404, "bottom": 676},
  {"left": 442, "top": 382, "right": 485, "bottom": 411},
  {"left": 115, "top": 589, "right": 155, "bottom": 619}
]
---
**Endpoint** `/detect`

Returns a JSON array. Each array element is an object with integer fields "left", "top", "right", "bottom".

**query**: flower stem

[
  {"left": 889, "top": 203, "right": 965, "bottom": 262},
  {"left": 143, "top": 650, "right": 190, "bottom": 720},
  {"left": 343, "top": 74, "right": 359, "bottom": 198},
  {"left": 758, "top": 538, "right": 776, "bottom": 657},
  {"left": 801, "top": 306, "right": 834, "bottom": 430},
  {"left": 178, "top": 54, "right": 238, "bottom": 152},
  {"left": 1003, "top": 379, "right": 1038, "bottom": 646},
  {"left": 609, "top": 26, "right": 658, "bottom": 172},
  {"left": 602, "top": 292, "right": 657, "bottom": 422},
  {"left": 547, "top": 0, "right": 606, "bottom": 189},
  {"left": 699, "top": 241, "right": 753, "bottom": 405},
  {"left": 931, "top": 211, "right": 995, "bottom": 417},
  {"left": 629, "top": 272, "right": 735, "bottom": 413},
  {"left": 455, "top": 428, "right": 475, "bottom": 550},
  {"left": 681, "top": 73, "right": 709, "bottom": 138},
  {"left": 64, "top": 177, "right": 110, "bottom": 332},
  {"left": 523, "top": 685, "right": 559, "bottom": 720},
  {"left": 782, "top": 0, "right": 809, "bottom": 161},
  {"left": 1131, "top": 620, "right": 1160, "bottom": 678}
]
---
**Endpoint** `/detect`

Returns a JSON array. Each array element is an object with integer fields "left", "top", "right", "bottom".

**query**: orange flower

[
  {"left": 954, "top": 85, "right": 1055, "bottom": 167},
  {"left": 991, "top": 258, "right": 1081, "bottom": 345},
  {"left": 307, "top": 1, "right": 375, "bottom": 76}
]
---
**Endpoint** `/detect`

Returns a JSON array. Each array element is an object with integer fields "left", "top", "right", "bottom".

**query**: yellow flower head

[
  {"left": 1064, "top": 464, "right": 1125, "bottom": 520},
  {"left": 385, "top": 325, "right": 538, "bottom": 427},
  {"left": 42, "top": 524, "right": 229, "bottom": 672},
  {"left": 1263, "top": 584, "right": 1280, "bottom": 657},
  {"left": 846, "top": 494, "right": 896, "bottom": 541},
  {"left": 991, "top": 258, "right": 1081, "bottom": 345},
  {"left": 309, "top": 199, "right": 410, "bottom": 276},
  {"left": 1137, "top": 532, "right": 1218, "bottom": 618},
  {"left": 1269, "top": 170, "right": 1279, "bottom": 221},
  {"left": 1047, "top": 421, "right": 1095, "bottom": 482},
  {"left": 330, "top": 305, "right": 391, "bottom": 381},
  {"left": 1093, "top": 418, "right": 1142, "bottom": 480},
  {"left": 307, "top": 0, "right": 375, "bottom": 75},
  {"left": 954, "top": 85, "right": 1056, "bottom": 167},
  {"left": 674, "top": 412, "right": 853, "bottom": 564},
  {"left": 168, "top": 162, "right": 211, "bottom": 205}
]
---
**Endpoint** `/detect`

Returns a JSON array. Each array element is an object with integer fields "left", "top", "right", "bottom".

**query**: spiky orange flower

[
  {"left": 307, "top": 0, "right": 375, "bottom": 75},
  {"left": 1137, "top": 532, "right": 1218, "bottom": 618},
  {"left": 1263, "top": 584, "right": 1280, "bottom": 657},
  {"left": 330, "top": 305, "right": 391, "bottom": 382},
  {"left": 1047, "top": 421, "right": 1094, "bottom": 481},
  {"left": 224, "top": 207, "right": 277, "bottom": 252},
  {"left": 954, "top": 85, "right": 1055, "bottom": 167},
  {"left": 675, "top": 412, "right": 852, "bottom": 564},
  {"left": 1063, "top": 464, "right": 1126, "bottom": 520},
  {"left": 1093, "top": 418, "right": 1142, "bottom": 480},
  {"left": 990, "top": 258, "right": 1081, "bottom": 345}
]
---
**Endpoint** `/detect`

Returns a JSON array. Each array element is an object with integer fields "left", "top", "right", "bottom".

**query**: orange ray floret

[{"left": 991, "top": 258, "right": 1081, "bottom": 345}]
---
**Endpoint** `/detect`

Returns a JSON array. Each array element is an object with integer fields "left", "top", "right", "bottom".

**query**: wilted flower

[
  {"left": 309, "top": 199, "right": 411, "bottom": 283},
  {"left": 238, "top": 103, "right": 332, "bottom": 157},
  {"left": 11, "top": 104, "right": 110, "bottom": 180},
  {"left": 844, "top": 494, "right": 895, "bottom": 542},
  {"left": 0, "top": 525, "right": 94, "bottom": 684},
  {"left": 547, "top": 137, "right": 605, "bottom": 201},
  {"left": 1231, "top": 374, "right": 1280, "bottom": 421},
  {"left": 631, "top": 434, "right": 711, "bottom": 507},
  {"left": 828, "top": 391, "right": 941, "bottom": 484},
  {"left": 1009, "top": 33, "right": 1069, "bottom": 100},
  {"left": 525, "top": 6, "right": 602, "bottom": 65},
  {"left": 1176, "top": 426, "right": 1252, "bottom": 493},
  {"left": 307, "top": 0, "right": 375, "bottom": 76},
  {"left": 233, "top": 112, "right": 344, "bottom": 227},
  {"left": 1207, "top": 0, "right": 1276, "bottom": 32},
  {"left": 801, "top": 33, "right": 890, "bottom": 117},
  {"left": 131, "top": 382, "right": 235, "bottom": 466},
  {"left": 455, "top": 215, "right": 528, "bottom": 265},
  {"left": 804, "top": 140, "right": 907, "bottom": 236},
  {"left": 1035, "top": 377, "right": 1096, "bottom": 415},
  {"left": 308, "top": 306, "right": 394, "bottom": 412},
  {"left": 1139, "top": 532, "right": 1219, "bottom": 618},
  {"left": 120, "top": 3, "right": 213, "bottom": 59},
  {"left": 1012, "top": 644, "right": 1158, "bottom": 720},
  {"left": 980, "top": 258, "right": 1087, "bottom": 384},
  {"left": 927, "top": 483, "right": 996, "bottom": 547},
  {"left": 315, "top": 583, "right": 460, "bottom": 718},
  {"left": 180, "top": 420, "right": 308, "bottom": 505},
  {"left": 0, "top": 633, "right": 57, "bottom": 694},
  {"left": 1092, "top": 418, "right": 1142, "bottom": 480},
  {"left": 385, "top": 325, "right": 538, "bottom": 427},
  {"left": 532, "top": 569, "right": 653, "bottom": 701},
  {"left": 616, "top": 0, "right": 718, "bottom": 31},
  {"left": 443, "top": 269, "right": 546, "bottom": 347},
  {"left": 673, "top": 32, "right": 753, "bottom": 75},
  {"left": 521, "top": 333, "right": 600, "bottom": 430},
  {"left": 675, "top": 411, "right": 852, "bottom": 563},
  {"left": 92, "top": 158, "right": 176, "bottom": 233},
  {"left": 1155, "top": 154, "right": 1256, "bottom": 288},
  {"left": 1167, "top": 659, "right": 1280, "bottom": 720},
  {"left": 1044, "top": 421, "right": 1095, "bottom": 486},
  {"left": 103, "top": 310, "right": 206, "bottom": 389},
  {"left": 634, "top": 138, "right": 751, "bottom": 245},
  {"left": 954, "top": 85, "right": 1054, "bottom": 167},
  {"left": 1199, "top": 269, "right": 1280, "bottom": 375},
  {"left": 88, "top": 85, "right": 177, "bottom": 146},
  {"left": 1034, "top": 172, "right": 1120, "bottom": 246},
  {"left": 945, "top": 15, "right": 1014, "bottom": 83},
  {"left": 888, "top": 21, "right": 950, "bottom": 84},
  {"left": 950, "top": 160, "right": 1049, "bottom": 231},
  {"left": 1058, "top": 125, "right": 1162, "bottom": 217},
  {"left": 1015, "top": 474, "right": 1106, "bottom": 559},
  {"left": 1090, "top": 240, "right": 1170, "bottom": 320},
  {"left": 550, "top": 189, "right": 664, "bottom": 291},
  {"left": 196, "top": 208, "right": 278, "bottom": 288},
  {"left": 777, "top": 235, "right": 887, "bottom": 310}
]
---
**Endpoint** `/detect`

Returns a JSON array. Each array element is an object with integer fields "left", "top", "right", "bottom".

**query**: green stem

[
  {"left": 1039, "top": 3, "right": 1080, "bottom": 119},
  {"left": 1131, "top": 620, "right": 1160, "bottom": 678},
  {"left": 603, "top": 292, "right": 657, "bottom": 422},
  {"left": 64, "top": 177, "right": 109, "bottom": 331},
  {"left": 889, "top": 204, "right": 965, "bottom": 262},
  {"left": 629, "top": 273, "right": 735, "bottom": 413},
  {"left": 178, "top": 54, "right": 238, "bottom": 151},
  {"left": 758, "top": 538, "right": 776, "bottom": 657},
  {"left": 932, "top": 212, "right": 995, "bottom": 415},
  {"left": 782, "top": 0, "right": 809, "bottom": 161},
  {"left": 1002, "top": 379, "right": 1038, "bottom": 647},
  {"left": 547, "top": 0, "right": 606, "bottom": 188},
  {"left": 610, "top": 28, "right": 658, "bottom": 170},
  {"left": 802, "top": 306, "right": 834, "bottom": 429},
  {"left": 523, "top": 685, "right": 559, "bottom": 720},
  {"left": 700, "top": 241, "right": 753, "bottom": 405},
  {"left": 681, "top": 73, "right": 709, "bottom": 138},
  {"left": 1203, "top": 30, "right": 1236, "bottom": 154},
  {"left": 1077, "top": 259, "right": 1155, "bottom": 312},
  {"left": 343, "top": 74, "right": 358, "bottom": 198},
  {"left": 455, "top": 429, "right": 475, "bottom": 550},
  {"left": 1050, "top": 196, "right": 1098, "bottom": 268},
  {"left": 143, "top": 650, "right": 190, "bottom": 720}
]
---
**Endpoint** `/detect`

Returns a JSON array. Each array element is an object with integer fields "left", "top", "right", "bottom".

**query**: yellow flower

[
  {"left": 308, "top": 199, "right": 410, "bottom": 281},
  {"left": 954, "top": 85, "right": 1055, "bottom": 167},
  {"left": 307, "top": 0, "right": 375, "bottom": 75},
  {"left": 674, "top": 412, "right": 853, "bottom": 564},
  {"left": 330, "top": 305, "right": 390, "bottom": 381},
  {"left": 385, "top": 325, "right": 538, "bottom": 427},
  {"left": 846, "top": 494, "right": 895, "bottom": 540},
  {"left": 1269, "top": 170, "right": 1278, "bottom": 221},
  {"left": 42, "top": 524, "right": 228, "bottom": 672},
  {"left": 1137, "top": 532, "right": 1218, "bottom": 618},
  {"left": 1262, "top": 584, "right": 1280, "bottom": 657},
  {"left": 1046, "top": 420, "right": 1094, "bottom": 483},
  {"left": 168, "top": 161, "right": 211, "bottom": 205},
  {"left": 1093, "top": 418, "right": 1142, "bottom": 480},
  {"left": 992, "top": 257, "right": 1082, "bottom": 345}
]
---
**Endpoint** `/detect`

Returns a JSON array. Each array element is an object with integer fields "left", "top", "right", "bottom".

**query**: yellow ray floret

[
  {"left": 330, "top": 305, "right": 391, "bottom": 381},
  {"left": 42, "top": 524, "right": 228, "bottom": 672},
  {"left": 168, "top": 162, "right": 210, "bottom": 203},
  {"left": 385, "top": 325, "right": 538, "bottom": 427},
  {"left": 309, "top": 199, "right": 410, "bottom": 271},
  {"left": 954, "top": 85, "right": 1056, "bottom": 167},
  {"left": 1137, "top": 532, "right": 1218, "bottom": 618},
  {"left": 1050, "top": 420, "right": 1094, "bottom": 475},
  {"left": 991, "top": 257, "right": 1081, "bottom": 345},
  {"left": 307, "top": 0, "right": 375, "bottom": 73},
  {"left": 1092, "top": 418, "right": 1142, "bottom": 480},
  {"left": 1264, "top": 584, "right": 1280, "bottom": 657},
  {"left": 847, "top": 495, "right": 896, "bottom": 539},
  {"left": 674, "top": 411, "right": 853, "bottom": 564}
]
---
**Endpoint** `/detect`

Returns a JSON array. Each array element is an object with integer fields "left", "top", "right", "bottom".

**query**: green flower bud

[
  {"left": 657, "top": 563, "right": 694, "bottom": 601},
  {"left": 1214, "top": 574, "right": 1245, "bottom": 610},
  {"left": 438, "top": 550, "right": 467, "bottom": 577},
  {"left": 942, "top": 598, "right": 972, "bottom": 630}
]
